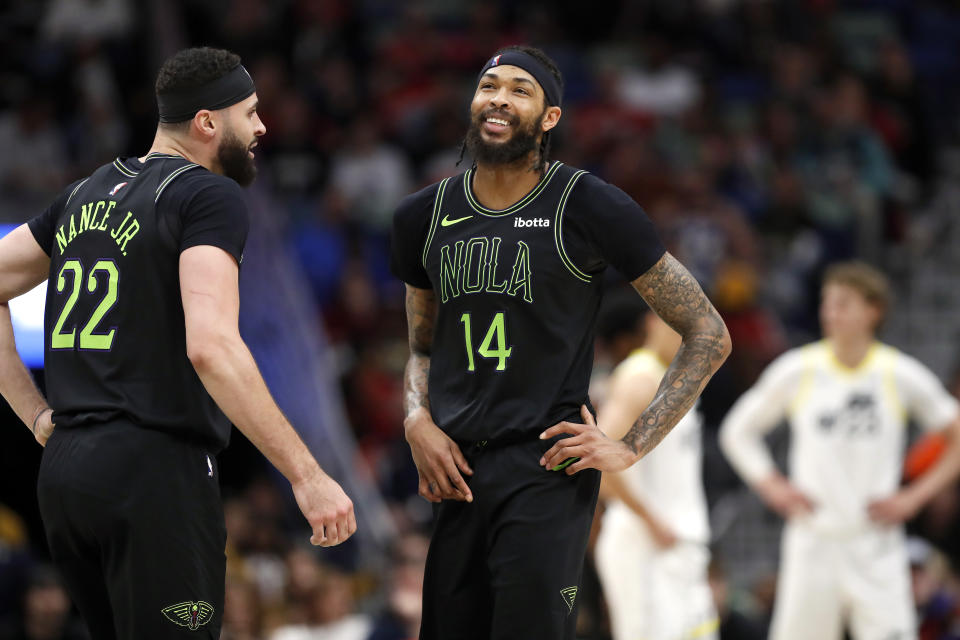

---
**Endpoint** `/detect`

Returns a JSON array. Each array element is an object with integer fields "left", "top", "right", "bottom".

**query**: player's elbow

[{"left": 186, "top": 329, "right": 235, "bottom": 375}]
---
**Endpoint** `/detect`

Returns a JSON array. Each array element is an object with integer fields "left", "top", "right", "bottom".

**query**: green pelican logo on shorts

[
  {"left": 560, "top": 586, "right": 578, "bottom": 613},
  {"left": 161, "top": 601, "right": 214, "bottom": 630}
]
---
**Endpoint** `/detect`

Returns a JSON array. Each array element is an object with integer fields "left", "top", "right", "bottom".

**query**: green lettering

[
  {"left": 110, "top": 209, "right": 131, "bottom": 239},
  {"left": 68, "top": 215, "right": 77, "bottom": 243},
  {"left": 55, "top": 226, "right": 67, "bottom": 255},
  {"left": 485, "top": 237, "right": 509, "bottom": 293},
  {"left": 439, "top": 241, "right": 465, "bottom": 303},
  {"left": 80, "top": 203, "right": 92, "bottom": 233},
  {"left": 462, "top": 238, "right": 488, "bottom": 294},
  {"left": 507, "top": 241, "right": 533, "bottom": 303},
  {"left": 117, "top": 219, "right": 139, "bottom": 254}
]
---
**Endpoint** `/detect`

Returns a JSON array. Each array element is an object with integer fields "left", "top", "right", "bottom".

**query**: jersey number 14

[{"left": 460, "top": 312, "right": 512, "bottom": 371}]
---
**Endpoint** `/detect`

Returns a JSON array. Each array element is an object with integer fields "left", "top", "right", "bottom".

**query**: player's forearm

[
  {"left": 190, "top": 333, "right": 322, "bottom": 485},
  {"left": 0, "top": 302, "right": 49, "bottom": 430},
  {"left": 621, "top": 314, "right": 730, "bottom": 460},
  {"left": 403, "top": 351, "right": 431, "bottom": 425},
  {"left": 625, "top": 254, "right": 730, "bottom": 460},
  {"left": 905, "top": 419, "right": 960, "bottom": 508}
]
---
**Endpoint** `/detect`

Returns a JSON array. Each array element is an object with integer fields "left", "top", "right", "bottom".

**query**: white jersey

[
  {"left": 603, "top": 349, "right": 710, "bottom": 545},
  {"left": 720, "top": 340, "right": 959, "bottom": 536}
]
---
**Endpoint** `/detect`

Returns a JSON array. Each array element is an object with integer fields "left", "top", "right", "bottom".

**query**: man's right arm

[
  {"left": 719, "top": 351, "right": 814, "bottom": 519},
  {"left": 0, "top": 224, "right": 55, "bottom": 444},
  {"left": 401, "top": 284, "right": 473, "bottom": 503},
  {"left": 179, "top": 245, "right": 355, "bottom": 546}
]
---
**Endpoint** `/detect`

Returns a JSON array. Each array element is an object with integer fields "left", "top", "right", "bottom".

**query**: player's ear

[
  {"left": 191, "top": 110, "right": 216, "bottom": 141},
  {"left": 541, "top": 105, "right": 561, "bottom": 133}
]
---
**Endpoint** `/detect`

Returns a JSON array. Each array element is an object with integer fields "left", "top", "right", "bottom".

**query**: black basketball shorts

[
  {"left": 420, "top": 436, "right": 602, "bottom": 640},
  {"left": 37, "top": 421, "right": 226, "bottom": 639}
]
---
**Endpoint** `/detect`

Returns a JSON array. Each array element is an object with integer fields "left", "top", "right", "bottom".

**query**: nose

[
  {"left": 254, "top": 114, "right": 266, "bottom": 137},
  {"left": 489, "top": 86, "right": 510, "bottom": 109}
]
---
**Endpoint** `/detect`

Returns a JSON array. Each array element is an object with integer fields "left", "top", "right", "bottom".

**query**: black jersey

[
  {"left": 28, "top": 153, "right": 249, "bottom": 450},
  {"left": 391, "top": 162, "right": 665, "bottom": 443}
]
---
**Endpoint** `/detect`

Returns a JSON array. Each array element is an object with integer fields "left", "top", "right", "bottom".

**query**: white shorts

[
  {"left": 770, "top": 523, "right": 916, "bottom": 640},
  {"left": 595, "top": 515, "right": 717, "bottom": 640}
]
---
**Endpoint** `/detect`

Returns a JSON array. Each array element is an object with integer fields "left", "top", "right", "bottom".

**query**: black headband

[
  {"left": 478, "top": 51, "right": 562, "bottom": 107},
  {"left": 157, "top": 64, "right": 256, "bottom": 123}
]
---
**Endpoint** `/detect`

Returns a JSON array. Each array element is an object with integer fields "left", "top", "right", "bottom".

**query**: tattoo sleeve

[
  {"left": 624, "top": 252, "right": 731, "bottom": 458},
  {"left": 403, "top": 284, "right": 437, "bottom": 418}
]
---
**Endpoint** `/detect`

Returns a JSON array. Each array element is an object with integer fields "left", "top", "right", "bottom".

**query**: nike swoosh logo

[{"left": 441, "top": 214, "right": 473, "bottom": 227}]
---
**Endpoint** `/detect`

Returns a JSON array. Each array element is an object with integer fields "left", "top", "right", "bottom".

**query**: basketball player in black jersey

[
  {"left": 0, "top": 47, "right": 355, "bottom": 639},
  {"left": 391, "top": 46, "right": 732, "bottom": 639}
]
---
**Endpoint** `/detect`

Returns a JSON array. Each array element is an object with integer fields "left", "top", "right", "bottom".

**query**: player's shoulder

[
  {"left": 565, "top": 169, "right": 642, "bottom": 216},
  {"left": 880, "top": 343, "right": 941, "bottom": 381},
  {"left": 393, "top": 179, "right": 448, "bottom": 223},
  {"left": 173, "top": 165, "right": 244, "bottom": 196},
  {"left": 160, "top": 166, "right": 247, "bottom": 213}
]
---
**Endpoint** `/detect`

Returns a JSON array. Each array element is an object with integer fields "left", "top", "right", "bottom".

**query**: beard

[
  {"left": 217, "top": 129, "right": 257, "bottom": 186},
  {"left": 465, "top": 106, "right": 545, "bottom": 167}
]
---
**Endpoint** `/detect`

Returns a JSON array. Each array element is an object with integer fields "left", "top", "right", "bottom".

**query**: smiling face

[
  {"left": 465, "top": 65, "right": 560, "bottom": 167},
  {"left": 215, "top": 92, "right": 265, "bottom": 186}
]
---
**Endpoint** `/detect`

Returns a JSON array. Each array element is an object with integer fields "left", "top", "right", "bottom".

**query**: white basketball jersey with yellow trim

[
  {"left": 604, "top": 349, "right": 710, "bottom": 545},
  {"left": 732, "top": 341, "right": 958, "bottom": 536}
]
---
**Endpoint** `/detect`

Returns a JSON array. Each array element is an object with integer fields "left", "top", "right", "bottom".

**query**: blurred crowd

[{"left": 5, "top": 0, "right": 960, "bottom": 638}]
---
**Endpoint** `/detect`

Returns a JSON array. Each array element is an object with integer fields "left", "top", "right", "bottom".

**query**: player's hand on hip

[
  {"left": 404, "top": 411, "right": 473, "bottom": 503},
  {"left": 33, "top": 408, "right": 55, "bottom": 447},
  {"left": 539, "top": 405, "right": 635, "bottom": 474},
  {"left": 292, "top": 470, "right": 357, "bottom": 547},
  {"left": 755, "top": 473, "right": 815, "bottom": 520},
  {"left": 868, "top": 490, "right": 922, "bottom": 526}
]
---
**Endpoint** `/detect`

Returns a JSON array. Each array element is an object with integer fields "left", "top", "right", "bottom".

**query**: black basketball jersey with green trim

[
  {"left": 391, "top": 162, "right": 665, "bottom": 443},
  {"left": 28, "top": 154, "right": 249, "bottom": 449}
]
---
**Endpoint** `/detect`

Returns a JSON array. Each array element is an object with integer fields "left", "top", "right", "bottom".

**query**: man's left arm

[
  {"left": 0, "top": 224, "right": 54, "bottom": 445},
  {"left": 869, "top": 355, "right": 960, "bottom": 525},
  {"left": 541, "top": 252, "right": 730, "bottom": 472}
]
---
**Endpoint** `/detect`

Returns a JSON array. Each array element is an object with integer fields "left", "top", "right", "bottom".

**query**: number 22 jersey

[
  {"left": 27, "top": 154, "right": 249, "bottom": 450},
  {"left": 391, "top": 162, "right": 665, "bottom": 443}
]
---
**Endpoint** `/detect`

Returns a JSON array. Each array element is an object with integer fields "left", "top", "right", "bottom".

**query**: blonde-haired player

[
  {"left": 595, "top": 303, "right": 718, "bottom": 640},
  {"left": 720, "top": 261, "right": 960, "bottom": 640}
]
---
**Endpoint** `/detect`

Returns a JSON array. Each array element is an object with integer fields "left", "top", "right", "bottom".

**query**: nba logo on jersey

[{"left": 109, "top": 182, "right": 128, "bottom": 196}]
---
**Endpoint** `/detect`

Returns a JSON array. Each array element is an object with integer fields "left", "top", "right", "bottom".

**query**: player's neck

[
  {"left": 472, "top": 156, "right": 544, "bottom": 210},
  {"left": 829, "top": 335, "right": 875, "bottom": 369},
  {"left": 142, "top": 132, "right": 209, "bottom": 170}
]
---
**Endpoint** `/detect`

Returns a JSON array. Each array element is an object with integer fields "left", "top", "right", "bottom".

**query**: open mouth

[{"left": 482, "top": 114, "right": 514, "bottom": 135}]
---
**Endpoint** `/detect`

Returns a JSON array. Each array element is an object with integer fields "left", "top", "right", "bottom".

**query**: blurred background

[{"left": 3, "top": 0, "right": 960, "bottom": 638}]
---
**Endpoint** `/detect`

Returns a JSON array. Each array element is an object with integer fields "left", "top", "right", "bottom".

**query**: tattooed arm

[
  {"left": 402, "top": 285, "right": 474, "bottom": 503},
  {"left": 622, "top": 252, "right": 731, "bottom": 456},
  {"left": 403, "top": 285, "right": 436, "bottom": 419},
  {"left": 540, "top": 253, "right": 731, "bottom": 473}
]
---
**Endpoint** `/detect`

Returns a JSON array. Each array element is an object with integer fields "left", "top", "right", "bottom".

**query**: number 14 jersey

[{"left": 391, "top": 162, "right": 665, "bottom": 443}]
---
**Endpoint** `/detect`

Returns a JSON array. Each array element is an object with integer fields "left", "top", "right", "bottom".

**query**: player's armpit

[{"left": 624, "top": 252, "right": 731, "bottom": 459}]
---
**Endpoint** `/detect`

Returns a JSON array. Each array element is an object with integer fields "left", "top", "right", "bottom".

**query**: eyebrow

[
  {"left": 248, "top": 101, "right": 259, "bottom": 113},
  {"left": 481, "top": 72, "right": 536, "bottom": 87}
]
